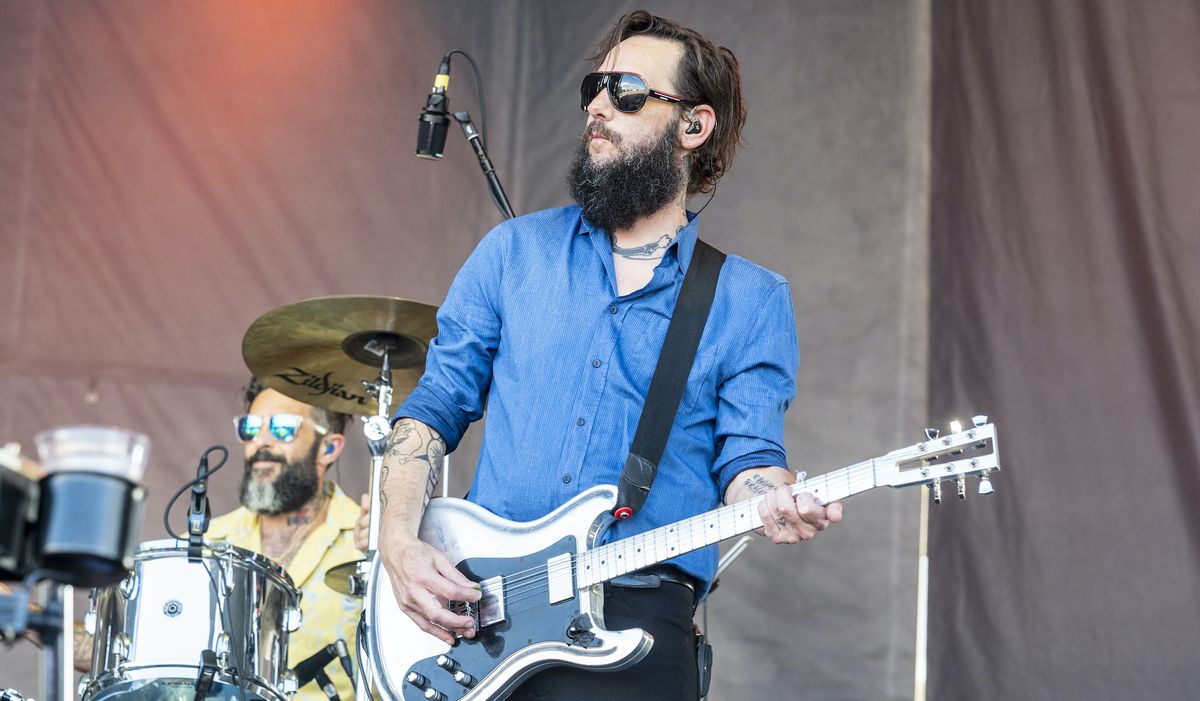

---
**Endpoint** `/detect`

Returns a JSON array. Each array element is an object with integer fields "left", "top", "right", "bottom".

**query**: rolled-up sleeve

[
  {"left": 712, "top": 280, "right": 799, "bottom": 495},
  {"left": 393, "top": 227, "right": 507, "bottom": 452}
]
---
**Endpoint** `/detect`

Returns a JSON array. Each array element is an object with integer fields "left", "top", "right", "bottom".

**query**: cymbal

[
  {"left": 325, "top": 559, "right": 370, "bottom": 596},
  {"left": 242, "top": 295, "right": 438, "bottom": 416}
]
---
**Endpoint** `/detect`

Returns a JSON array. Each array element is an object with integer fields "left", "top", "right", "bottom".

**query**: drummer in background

[{"left": 207, "top": 377, "right": 364, "bottom": 701}]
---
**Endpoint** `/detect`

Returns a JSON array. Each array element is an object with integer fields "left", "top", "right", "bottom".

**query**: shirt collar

[{"left": 578, "top": 207, "right": 702, "bottom": 274}]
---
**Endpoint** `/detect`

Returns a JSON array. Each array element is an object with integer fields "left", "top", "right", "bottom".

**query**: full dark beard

[
  {"left": 567, "top": 121, "right": 686, "bottom": 233},
  {"left": 240, "top": 442, "right": 321, "bottom": 515}
]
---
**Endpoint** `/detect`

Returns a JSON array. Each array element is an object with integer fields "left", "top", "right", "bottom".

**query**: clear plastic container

[{"left": 34, "top": 425, "right": 151, "bottom": 483}]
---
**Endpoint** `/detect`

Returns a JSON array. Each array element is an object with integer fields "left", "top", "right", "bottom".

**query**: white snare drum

[{"left": 81, "top": 539, "right": 302, "bottom": 701}]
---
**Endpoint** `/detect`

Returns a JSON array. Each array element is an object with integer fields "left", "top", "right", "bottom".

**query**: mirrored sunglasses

[
  {"left": 233, "top": 413, "right": 327, "bottom": 443},
  {"left": 580, "top": 71, "right": 685, "bottom": 113}
]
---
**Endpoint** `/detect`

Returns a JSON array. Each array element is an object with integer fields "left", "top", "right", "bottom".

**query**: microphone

[
  {"left": 187, "top": 454, "right": 211, "bottom": 537},
  {"left": 293, "top": 639, "right": 355, "bottom": 698},
  {"left": 416, "top": 54, "right": 452, "bottom": 160},
  {"left": 333, "top": 638, "right": 354, "bottom": 681},
  {"left": 187, "top": 453, "right": 211, "bottom": 560}
]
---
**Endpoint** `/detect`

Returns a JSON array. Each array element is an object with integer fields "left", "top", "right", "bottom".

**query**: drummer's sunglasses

[
  {"left": 234, "top": 414, "right": 327, "bottom": 443},
  {"left": 580, "top": 72, "right": 685, "bottom": 113}
]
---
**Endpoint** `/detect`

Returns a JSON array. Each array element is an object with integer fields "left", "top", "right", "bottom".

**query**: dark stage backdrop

[
  {"left": 928, "top": 1, "right": 1200, "bottom": 700},
  {"left": 0, "top": 1, "right": 931, "bottom": 698}
]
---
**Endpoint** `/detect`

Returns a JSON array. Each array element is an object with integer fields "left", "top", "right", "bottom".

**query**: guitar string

[
  {"left": 488, "top": 459, "right": 882, "bottom": 603},
  {"left": 465, "top": 460, "right": 884, "bottom": 608},
  {"left": 496, "top": 471, "right": 877, "bottom": 609},
  {"left": 443, "top": 442, "right": 989, "bottom": 619}
]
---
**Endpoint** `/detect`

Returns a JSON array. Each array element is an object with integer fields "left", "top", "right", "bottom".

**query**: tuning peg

[
  {"left": 956, "top": 477, "right": 967, "bottom": 500},
  {"left": 978, "top": 473, "right": 994, "bottom": 495},
  {"left": 972, "top": 415, "right": 988, "bottom": 428},
  {"left": 931, "top": 480, "right": 943, "bottom": 504},
  {"left": 924, "top": 427, "right": 940, "bottom": 440}
]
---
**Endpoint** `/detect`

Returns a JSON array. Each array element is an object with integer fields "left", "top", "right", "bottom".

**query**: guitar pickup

[
  {"left": 546, "top": 553, "right": 574, "bottom": 604},
  {"left": 452, "top": 576, "right": 506, "bottom": 631}
]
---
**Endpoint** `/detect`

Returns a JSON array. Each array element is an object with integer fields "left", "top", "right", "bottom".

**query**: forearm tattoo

[
  {"left": 742, "top": 473, "right": 779, "bottom": 496},
  {"left": 381, "top": 420, "right": 446, "bottom": 508}
]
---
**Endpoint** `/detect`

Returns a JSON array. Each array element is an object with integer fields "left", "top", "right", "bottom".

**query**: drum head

[
  {"left": 89, "top": 677, "right": 284, "bottom": 701},
  {"left": 134, "top": 538, "right": 296, "bottom": 589}
]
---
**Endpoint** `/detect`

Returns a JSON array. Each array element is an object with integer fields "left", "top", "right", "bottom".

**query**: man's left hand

[{"left": 758, "top": 487, "right": 843, "bottom": 544}]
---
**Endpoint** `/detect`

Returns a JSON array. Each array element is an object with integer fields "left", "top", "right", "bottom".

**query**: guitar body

[{"left": 364, "top": 485, "right": 654, "bottom": 701}]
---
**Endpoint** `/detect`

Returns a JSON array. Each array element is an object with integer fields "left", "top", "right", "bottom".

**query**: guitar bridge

[{"left": 451, "top": 576, "right": 505, "bottom": 631}]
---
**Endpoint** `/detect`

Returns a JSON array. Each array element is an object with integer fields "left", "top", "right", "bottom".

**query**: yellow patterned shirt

[{"left": 209, "top": 482, "right": 363, "bottom": 701}]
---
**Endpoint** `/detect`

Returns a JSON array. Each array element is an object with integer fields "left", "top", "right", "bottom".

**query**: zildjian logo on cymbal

[{"left": 275, "top": 367, "right": 369, "bottom": 406}]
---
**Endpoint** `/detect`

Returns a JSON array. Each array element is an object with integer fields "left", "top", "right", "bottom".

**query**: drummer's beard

[
  {"left": 567, "top": 120, "right": 686, "bottom": 234},
  {"left": 240, "top": 442, "right": 321, "bottom": 515}
]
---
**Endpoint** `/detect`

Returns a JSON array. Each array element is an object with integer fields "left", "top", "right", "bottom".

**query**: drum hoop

[
  {"left": 84, "top": 668, "right": 287, "bottom": 701},
  {"left": 133, "top": 538, "right": 296, "bottom": 590}
]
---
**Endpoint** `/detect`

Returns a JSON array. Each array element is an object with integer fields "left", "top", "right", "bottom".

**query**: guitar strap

[{"left": 613, "top": 239, "right": 726, "bottom": 520}]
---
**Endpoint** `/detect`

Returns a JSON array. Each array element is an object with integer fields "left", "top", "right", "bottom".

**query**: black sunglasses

[{"left": 580, "top": 72, "right": 685, "bottom": 113}]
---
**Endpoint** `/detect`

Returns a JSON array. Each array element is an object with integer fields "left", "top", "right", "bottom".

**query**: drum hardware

[
  {"left": 118, "top": 571, "right": 138, "bottom": 599},
  {"left": 2, "top": 428, "right": 150, "bottom": 701},
  {"left": 82, "top": 539, "right": 303, "bottom": 701},
  {"left": 195, "top": 649, "right": 219, "bottom": 698}
]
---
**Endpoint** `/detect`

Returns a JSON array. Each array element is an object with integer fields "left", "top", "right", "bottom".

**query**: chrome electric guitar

[{"left": 364, "top": 418, "right": 999, "bottom": 700}]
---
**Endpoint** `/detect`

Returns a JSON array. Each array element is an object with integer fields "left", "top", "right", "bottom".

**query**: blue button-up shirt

[{"left": 395, "top": 205, "right": 799, "bottom": 592}]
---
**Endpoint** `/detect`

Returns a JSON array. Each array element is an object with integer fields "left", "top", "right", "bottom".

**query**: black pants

[{"left": 507, "top": 582, "right": 699, "bottom": 701}]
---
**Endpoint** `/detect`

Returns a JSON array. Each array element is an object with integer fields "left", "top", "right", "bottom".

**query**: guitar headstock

[{"left": 876, "top": 416, "right": 999, "bottom": 501}]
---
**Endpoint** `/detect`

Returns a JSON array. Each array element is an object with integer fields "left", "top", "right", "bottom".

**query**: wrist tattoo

[{"left": 743, "top": 474, "right": 778, "bottom": 496}]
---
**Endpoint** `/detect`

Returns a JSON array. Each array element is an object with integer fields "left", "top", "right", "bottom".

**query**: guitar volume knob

[
  {"left": 406, "top": 671, "right": 428, "bottom": 689},
  {"left": 454, "top": 670, "right": 477, "bottom": 688},
  {"left": 436, "top": 654, "right": 460, "bottom": 673},
  {"left": 423, "top": 689, "right": 448, "bottom": 701}
]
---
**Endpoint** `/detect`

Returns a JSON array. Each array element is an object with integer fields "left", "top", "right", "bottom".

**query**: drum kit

[{"left": 1, "top": 295, "right": 442, "bottom": 701}]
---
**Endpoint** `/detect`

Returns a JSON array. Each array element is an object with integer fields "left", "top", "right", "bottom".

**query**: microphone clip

[{"left": 187, "top": 456, "right": 211, "bottom": 560}]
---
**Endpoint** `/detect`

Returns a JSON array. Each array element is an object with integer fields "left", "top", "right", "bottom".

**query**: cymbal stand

[
  {"left": 356, "top": 347, "right": 396, "bottom": 700},
  {"left": 361, "top": 348, "right": 394, "bottom": 554},
  {"left": 357, "top": 345, "right": 450, "bottom": 698},
  {"left": 0, "top": 574, "right": 72, "bottom": 701}
]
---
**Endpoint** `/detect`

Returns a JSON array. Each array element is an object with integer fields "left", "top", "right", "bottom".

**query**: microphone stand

[{"left": 453, "top": 111, "right": 515, "bottom": 220}]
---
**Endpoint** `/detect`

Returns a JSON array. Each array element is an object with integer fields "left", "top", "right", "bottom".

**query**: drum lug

[
  {"left": 118, "top": 572, "right": 138, "bottom": 600},
  {"left": 222, "top": 554, "right": 236, "bottom": 595},
  {"left": 281, "top": 670, "right": 298, "bottom": 696},
  {"left": 214, "top": 631, "right": 234, "bottom": 671},
  {"left": 77, "top": 676, "right": 90, "bottom": 698},
  {"left": 83, "top": 599, "right": 97, "bottom": 635},
  {"left": 283, "top": 606, "right": 303, "bottom": 633},
  {"left": 109, "top": 632, "right": 133, "bottom": 677}
]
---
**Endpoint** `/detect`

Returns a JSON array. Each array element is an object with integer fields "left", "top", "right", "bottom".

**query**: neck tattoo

[
  {"left": 274, "top": 489, "right": 329, "bottom": 565},
  {"left": 612, "top": 225, "right": 685, "bottom": 260}
]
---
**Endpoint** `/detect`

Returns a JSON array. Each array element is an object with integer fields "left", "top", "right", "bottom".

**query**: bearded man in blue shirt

[{"left": 376, "top": 10, "right": 842, "bottom": 700}]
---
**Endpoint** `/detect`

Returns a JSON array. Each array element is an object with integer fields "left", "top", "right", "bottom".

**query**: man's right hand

[{"left": 378, "top": 531, "right": 482, "bottom": 645}]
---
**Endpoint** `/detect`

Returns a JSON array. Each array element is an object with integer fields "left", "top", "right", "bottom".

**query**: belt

[{"left": 610, "top": 564, "right": 698, "bottom": 596}]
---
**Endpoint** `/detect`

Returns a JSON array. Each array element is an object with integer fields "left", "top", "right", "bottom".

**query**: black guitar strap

[{"left": 613, "top": 239, "right": 726, "bottom": 520}]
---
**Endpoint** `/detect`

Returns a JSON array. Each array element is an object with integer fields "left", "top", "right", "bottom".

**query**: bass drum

[{"left": 81, "top": 539, "right": 302, "bottom": 701}]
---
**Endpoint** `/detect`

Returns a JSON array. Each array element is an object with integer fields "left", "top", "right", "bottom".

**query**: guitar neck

[{"left": 575, "top": 458, "right": 881, "bottom": 588}]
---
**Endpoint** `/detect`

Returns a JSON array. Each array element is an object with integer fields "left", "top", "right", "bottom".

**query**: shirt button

[
  {"left": 592, "top": 359, "right": 602, "bottom": 368},
  {"left": 562, "top": 474, "right": 572, "bottom": 484},
  {"left": 609, "top": 305, "right": 618, "bottom": 314},
  {"left": 576, "top": 417, "right": 586, "bottom": 426}
]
